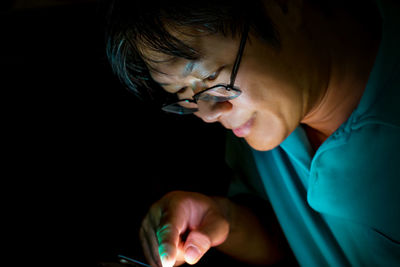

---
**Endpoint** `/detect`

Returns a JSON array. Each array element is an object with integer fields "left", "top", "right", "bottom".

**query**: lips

[{"left": 232, "top": 115, "right": 255, "bottom": 138}]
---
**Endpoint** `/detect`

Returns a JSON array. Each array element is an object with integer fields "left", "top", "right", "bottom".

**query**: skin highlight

[
  {"left": 144, "top": 1, "right": 329, "bottom": 151},
  {"left": 136, "top": 1, "right": 382, "bottom": 266},
  {"left": 142, "top": 0, "right": 379, "bottom": 151}
]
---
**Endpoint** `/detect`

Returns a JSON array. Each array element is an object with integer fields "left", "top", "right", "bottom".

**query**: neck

[{"left": 301, "top": 2, "right": 381, "bottom": 150}]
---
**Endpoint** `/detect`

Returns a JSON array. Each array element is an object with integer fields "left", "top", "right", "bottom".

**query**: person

[{"left": 105, "top": 0, "right": 400, "bottom": 266}]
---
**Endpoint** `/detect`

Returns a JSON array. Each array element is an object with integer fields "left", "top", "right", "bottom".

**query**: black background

[{"left": 2, "top": 2, "right": 241, "bottom": 266}]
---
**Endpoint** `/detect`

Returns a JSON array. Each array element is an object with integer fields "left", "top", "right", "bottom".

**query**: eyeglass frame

[{"left": 161, "top": 23, "right": 249, "bottom": 115}]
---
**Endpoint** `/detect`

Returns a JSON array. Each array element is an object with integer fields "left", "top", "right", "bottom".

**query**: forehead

[{"left": 142, "top": 32, "right": 239, "bottom": 81}]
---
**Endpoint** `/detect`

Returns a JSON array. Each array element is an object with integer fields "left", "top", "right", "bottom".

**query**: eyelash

[
  {"left": 206, "top": 71, "right": 219, "bottom": 81},
  {"left": 207, "top": 67, "right": 224, "bottom": 81},
  {"left": 177, "top": 87, "right": 187, "bottom": 94}
]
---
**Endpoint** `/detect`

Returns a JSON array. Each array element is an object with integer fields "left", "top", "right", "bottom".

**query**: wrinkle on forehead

[
  {"left": 138, "top": 26, "right": 235, "bottom": 86},
  {"left": 149, "top": 59, "right": 194, "bottom": 85},
  {"left": 136, "top": 25, "right": 207, "bottom": 71}
]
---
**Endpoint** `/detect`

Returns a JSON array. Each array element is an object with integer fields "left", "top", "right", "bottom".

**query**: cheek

[
  {"left": 237, "top": 64, "right": 304, "bottom": 120},
  {"left": 237, "top": 45, "right": 304, "bottom": 111},
  {"left": 228, "top": 56, "right": 304, "bottom": 150},
  {"left": 234, "top": 61, "right": 277, "bottom": 109},
  {"left": 245, "top": 110, "right": 290, "bottom": 151},
  {"left": 234, "top": 77, "right": 301, "bottom": 151}
]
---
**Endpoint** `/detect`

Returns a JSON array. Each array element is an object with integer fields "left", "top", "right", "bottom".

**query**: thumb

[
  {"left": 183, "top": 213, "right": 230, "bottom": 265},
  {"left": 183, "top": 230, "right": 211, "bottom": 264}
]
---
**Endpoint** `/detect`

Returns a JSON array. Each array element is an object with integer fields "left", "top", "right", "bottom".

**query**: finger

[
  {"left": 157, "top": 208, "right": 188, "bottom": 267},
  {"left": 183, "top": 212, "right": 229, "bottom": 265},
  {"left": 183, "top": 230, "right": 211, "bottom": 264},
  {"left": 139, "top": 228, "right": 157, "bottom": 267},
  {"left": 141, "top": 212, "right": 164, "bottom": 267},
  {"left": 140, "top": 226, "right": 160, "bottom": 267},
  {"left": 142, "top": 202, "right": 182, "bottom": 267},
  {"left": 144, "top": 204, "right": 166, "bottom": 266},
  {"left": 156, "top": 223, "right": 180, "bottom": 267}
]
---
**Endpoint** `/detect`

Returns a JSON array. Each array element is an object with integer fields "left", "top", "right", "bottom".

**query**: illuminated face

[{"left": 143, "top": 25, "right": 328, "bottom": 151}]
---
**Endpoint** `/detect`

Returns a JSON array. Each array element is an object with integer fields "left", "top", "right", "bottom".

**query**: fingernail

[
  {"left": 184, "top": 245, "right": 201, "bottom": 264},
  {"left": 159, "top": 243, "right": 174, "bottom": 267},
  {"left": 160, "top": 254, "right": 173, "bottom": 267}
]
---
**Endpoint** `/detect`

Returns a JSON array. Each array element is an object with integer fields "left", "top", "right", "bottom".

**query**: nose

[{"left": 195, "top": 100, "right": 232, "bottom": 123}]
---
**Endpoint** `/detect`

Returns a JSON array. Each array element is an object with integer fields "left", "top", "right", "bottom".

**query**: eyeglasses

[{"left": 161, "top": 24, "right": 249, "bottom": 115}]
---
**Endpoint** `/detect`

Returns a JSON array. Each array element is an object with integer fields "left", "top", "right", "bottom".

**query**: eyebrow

[
  {"left": 182, "top": 61, "right": 196, "bottom": 77},
  {"left": 153, "top": 61, "right": 198, "bottom": 87}
]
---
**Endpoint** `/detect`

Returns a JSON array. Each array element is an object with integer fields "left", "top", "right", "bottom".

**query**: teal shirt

[{"left": 226, "top": 0, "right": 400, "bottom": 266}]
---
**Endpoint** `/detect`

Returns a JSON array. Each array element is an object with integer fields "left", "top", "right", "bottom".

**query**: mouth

[{"left": 232, "top": 113, "right": 255, "bottom": 138}]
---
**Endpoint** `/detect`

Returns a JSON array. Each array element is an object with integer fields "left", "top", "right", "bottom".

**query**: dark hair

[{"left": 105, "top": 0, "right": 280, "bottom": 101}]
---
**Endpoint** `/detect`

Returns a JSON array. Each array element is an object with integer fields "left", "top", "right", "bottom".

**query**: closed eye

[
  {"left": 174, "top": 66, "right": 224, "bottom": 95},
  {"left": 206, "top": 67, "right": 224, "bottom": 81},
  {"left": 177, "top": 87, "right": 188, "bottom": 94}
]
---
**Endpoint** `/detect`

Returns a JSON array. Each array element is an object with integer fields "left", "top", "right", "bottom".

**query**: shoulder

[
  {"left": 354, "top": 0, "right": 400, "bottom": 127},
  {"left": 308, "top": 122, "right": 400, "bottom": 243}
]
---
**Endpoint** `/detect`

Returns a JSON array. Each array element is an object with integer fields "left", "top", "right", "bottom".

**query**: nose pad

[
  {"left": 191, "top": 80, "right": 207, "bottom": 95},
  {"left": 196, "top": 100, "right": 232, "bottom": 123}
]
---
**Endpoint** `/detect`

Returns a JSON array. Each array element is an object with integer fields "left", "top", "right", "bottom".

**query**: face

[{"left": 142, "top": 23, "right": 326, "bottom": 151}]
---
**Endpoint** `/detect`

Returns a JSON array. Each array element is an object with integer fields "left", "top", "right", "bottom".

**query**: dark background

[{"left": 2, "top": 1, "right": 241, "bottom": 266}]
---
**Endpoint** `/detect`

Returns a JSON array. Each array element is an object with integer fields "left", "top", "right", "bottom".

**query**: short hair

[{"left": 104, "top": 0, "right": 280, "bottom": 101}]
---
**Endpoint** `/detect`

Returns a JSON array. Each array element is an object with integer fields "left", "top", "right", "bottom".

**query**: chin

[
  {"left": 245, "top": 136, "right": 281, "bottom": 151},
  {"left": 244, "top": 124, "right": 289, "bottom": 152}
]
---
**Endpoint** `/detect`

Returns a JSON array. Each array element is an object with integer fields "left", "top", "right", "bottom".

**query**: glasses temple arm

[{"left": 229, "top": 23, "right": 250, "bottom": 86}]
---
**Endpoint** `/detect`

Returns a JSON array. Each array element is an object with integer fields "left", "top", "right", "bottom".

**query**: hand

[{"left": 139, "top": 191, "right": 230, "bottom": 267}]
